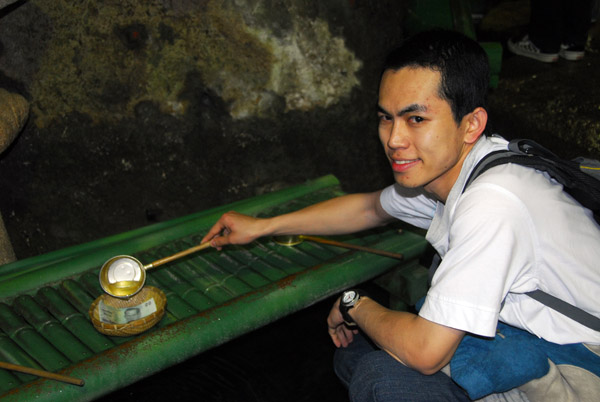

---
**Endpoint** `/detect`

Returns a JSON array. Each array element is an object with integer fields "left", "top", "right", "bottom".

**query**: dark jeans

[
  {"left": 333, "top": 332, "right": 471, "bottom": 402},
  {"left": 529, "top": 0, "right": 592, "bottom": 52}
]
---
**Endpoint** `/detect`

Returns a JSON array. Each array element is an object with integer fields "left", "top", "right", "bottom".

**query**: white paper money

[{"left": 98, "top": 298, "right": 157, "bottom": 324}]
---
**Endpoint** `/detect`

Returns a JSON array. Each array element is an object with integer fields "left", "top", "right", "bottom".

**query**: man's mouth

[{"left": 391, "top": 158, "right": 420, "bottom": 172}]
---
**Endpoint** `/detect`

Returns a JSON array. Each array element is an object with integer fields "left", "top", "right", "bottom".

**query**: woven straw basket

[{"left": 89, "top": 286, "right": 167, "bottom": 336}]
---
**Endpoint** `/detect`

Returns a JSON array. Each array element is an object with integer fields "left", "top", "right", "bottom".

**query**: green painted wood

[
  {"left": 144, "top": 274, "right": 198, "bottom": 319},
  {"left": 1, "top": 231, "right": 428, "bottom": 402},
  {"left": 0, "top": 369, "right": 20, "bottom": 395},
  {"left": 0, "top": 332, "right": 37, "bottom": 384},
  {"left": 0, "top": 304, "right": 70, "bottom": 372},
  {"left": 200, "top": 250, "right": 272, "bottom": 290},
  {"left": 181, "top": 256, "right": 250, "bottom": 301},
  {"left": 262, "top": 239, "right": 322, "bottom": 268},
  {"left": 11, "top": 296, "right": 94, "bottom": 363},
  {"left": 35, "top": 287, "right": 114, "bottom": 354},
  {"left": 0, "top": 176, "right": 429, "bottom": 400},
  {"left": 227, "top": 246, "right": 289, "bottom": 282}
]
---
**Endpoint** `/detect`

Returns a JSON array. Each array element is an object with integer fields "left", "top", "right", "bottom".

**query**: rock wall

[{"left": 0, "top": 0, "right": 406, "bottom": 258}]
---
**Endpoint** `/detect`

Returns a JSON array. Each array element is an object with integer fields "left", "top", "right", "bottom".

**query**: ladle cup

[
  {"left": 273, "top": 235, "right": 404, "bottom": 260},
  {"left": 99, "top": 241, "right": 211, "bottom": 299}
]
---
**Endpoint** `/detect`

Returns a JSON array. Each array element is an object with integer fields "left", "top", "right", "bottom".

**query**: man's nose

[{"left": 387, "top": 122, "right": 409, "bottom": 149}]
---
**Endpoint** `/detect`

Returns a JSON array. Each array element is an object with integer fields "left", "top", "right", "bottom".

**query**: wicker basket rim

[{"left": 89, "top": 286, "right": 166, "bottom": 333}]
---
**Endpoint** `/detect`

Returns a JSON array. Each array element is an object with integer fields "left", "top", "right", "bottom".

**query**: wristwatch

[{"left": 339, "top": 289, "right": 367, "bottom": 324}]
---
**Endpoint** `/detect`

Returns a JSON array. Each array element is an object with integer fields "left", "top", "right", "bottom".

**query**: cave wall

[{"left": 0, "top": 0, "right": 406, "bottom": 259}]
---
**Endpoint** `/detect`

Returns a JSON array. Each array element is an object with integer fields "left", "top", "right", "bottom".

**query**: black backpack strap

[
  {"left": 526, "top": 290, "right": 600, "bottom": 332},
  {"left": 508, "top": 139, "right": 600, "bottom": 219},
  {"left": 465, "top": 140, "right": 600, "bottom": 219}
]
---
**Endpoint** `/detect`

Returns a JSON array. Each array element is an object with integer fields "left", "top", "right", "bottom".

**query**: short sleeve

[{"left": 379, "top": 184, "right": 437, "bottom": 230}]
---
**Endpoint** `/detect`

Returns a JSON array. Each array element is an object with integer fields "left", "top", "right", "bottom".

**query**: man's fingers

[
  {"left": 211, "top": 235, "right": 229, "bottom": 249},
  {"left": 340, "top": 326, "right": 355, "bottom": 346},
  {"left": 328, "top": 326, "right": 342, "bottom": 348},
  {"left": 328, "top": 324, "right": 355, "bottom": 348},
  {"left": 201, "top": 223, "right": 227, "bottom": 244}
]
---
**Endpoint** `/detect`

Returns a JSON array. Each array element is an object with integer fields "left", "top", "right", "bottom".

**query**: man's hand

[
  {"left": 327, "top": 297, "right": 359, "bottom": 348},
  {"left": 201, "top": 211, "right": 266, "bottom": 249}
]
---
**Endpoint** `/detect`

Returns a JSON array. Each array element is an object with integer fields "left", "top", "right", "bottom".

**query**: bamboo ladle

[
  {"left": 0, "top": 361, "right": 84, "bottom": 386},
  {"left": 99, "top": 242, "right": 211, "bottom": 299},
  {"left": 273, "top": 235, "right": 404, "bottom": 260}
]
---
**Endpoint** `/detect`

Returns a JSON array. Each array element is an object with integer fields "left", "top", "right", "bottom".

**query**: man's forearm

[
  {"left": 263, "top": 191, "right": 392, "bottom": 237},
  {"left": 350, "top": 298, "right": 464, "bottom": 375}
]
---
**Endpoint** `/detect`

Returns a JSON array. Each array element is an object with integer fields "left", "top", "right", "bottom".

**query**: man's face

[{"left": 377, "top": 67, "right": 473, "bottom": 201}]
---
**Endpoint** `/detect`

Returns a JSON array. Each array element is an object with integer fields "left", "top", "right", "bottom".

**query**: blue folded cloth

[
  {"left": 450, "top": 323, "right": 547, "bottom": 399},
  {"left": 415, "top": 298, "right": 600, "bottom": 399}
]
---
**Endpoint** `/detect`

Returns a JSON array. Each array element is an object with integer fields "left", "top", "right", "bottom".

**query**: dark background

[{"left": 1, "top": 1, "right": 598, "bottom": 262}]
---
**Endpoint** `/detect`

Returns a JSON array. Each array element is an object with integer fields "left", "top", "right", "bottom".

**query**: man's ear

[{"left": 463, "top": 107, "right": 488, "bottom": 144}]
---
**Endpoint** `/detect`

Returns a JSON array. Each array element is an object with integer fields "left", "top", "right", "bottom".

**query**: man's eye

[
  {"left": 409, "top": 116, "right": 425, "bottom": 123},
  {"left": 378, "top": 113, "right": 391, "bottom": 122}
]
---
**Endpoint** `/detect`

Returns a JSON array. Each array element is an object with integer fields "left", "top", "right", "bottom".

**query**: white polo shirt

[{"left": 380, "top": 135, "right": 600, "bottom": 345}]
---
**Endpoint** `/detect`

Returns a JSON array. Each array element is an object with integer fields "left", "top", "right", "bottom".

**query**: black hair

[{"left": 382, "top": 29, "right": 490, "bottom": 125}]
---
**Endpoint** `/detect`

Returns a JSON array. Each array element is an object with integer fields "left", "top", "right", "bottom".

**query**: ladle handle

[
  {"left": 145, "top": 242, "right": 212, "bottom": 270},
  {"left": 300, "top": 235, "right": 404, "bottom": 260},
  {"left": 0, "top": 361, "right": 84, "bottom": 386}
]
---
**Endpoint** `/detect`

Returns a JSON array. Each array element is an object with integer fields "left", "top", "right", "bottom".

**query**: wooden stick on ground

[{"left": 0, "top": 361, "right": 85, "bottom": 386}]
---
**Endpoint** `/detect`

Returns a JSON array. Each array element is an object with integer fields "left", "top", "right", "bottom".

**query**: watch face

[{"left": 342, "top": 290, "right": 357, "bottom": 304}]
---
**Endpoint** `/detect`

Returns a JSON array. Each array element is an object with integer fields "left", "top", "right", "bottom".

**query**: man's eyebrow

[
  {"left": 376, "top": 104, "right": 389, "bottom": 114},
  {"left": 377, "top": 103, "right": 427, "bottom": 116}
]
